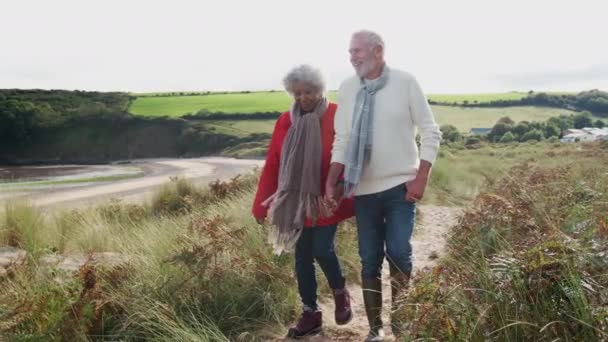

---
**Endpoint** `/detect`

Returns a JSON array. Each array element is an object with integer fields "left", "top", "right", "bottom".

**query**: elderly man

[{"left": 326, "top": 30, "right": 441, "bottom": 340}]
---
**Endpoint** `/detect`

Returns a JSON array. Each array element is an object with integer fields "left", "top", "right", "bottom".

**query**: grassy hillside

[
  {"left": 0, "top": 89, "right": 131, "bottom": 114},
  {"left": 0, "top": 89, "right": 133, "bottom": 150},
  {"left": 1, "top": 142, "right": 606, "bottom": 340},
  {"left": 3, "top": 89, "right": 604, "bottom": 164},
  {"left": 2, "top": 117, "right": 183, "bottom": 164},
  {"left": 184, "top": 106, "right": 581, "bottom": 138},
  {"left": 204, "top": 120, "right": 276, "bottom": 137}
]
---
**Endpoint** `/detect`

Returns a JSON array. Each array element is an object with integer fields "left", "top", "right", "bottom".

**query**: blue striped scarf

[{"left": 343, "top": 65, "right": 390, "bottom": 196}]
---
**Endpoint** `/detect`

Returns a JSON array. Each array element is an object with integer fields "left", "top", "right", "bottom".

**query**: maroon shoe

[
  {"left": 333, "top": 288, "right": 353, "bottom": 325},
  {"left": 286, "top": 310, "right": 322, "bottom": 339}
]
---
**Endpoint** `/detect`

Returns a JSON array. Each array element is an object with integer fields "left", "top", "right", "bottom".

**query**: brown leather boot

[
  {"left": 333, "top": 288, "right": 353, "bottom": 325},
  {"left": 286, "top": 309, "right": 322, "bottom": 339},
  {"left": 389, "top": 262, "right": 411, "bottom": 338},
  {"left": 362, "top": 277, "right": 385, "bottom": 341}
]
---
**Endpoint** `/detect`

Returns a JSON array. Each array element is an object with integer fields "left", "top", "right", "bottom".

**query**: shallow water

[{"left": 0, "top": 165, "right": 142, "bottom": 183}]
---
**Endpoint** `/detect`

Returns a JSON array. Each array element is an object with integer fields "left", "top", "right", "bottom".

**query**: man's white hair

[
  {"left": 352, "top": 30, "right": 385, "bottom": 51},
  {"left": 282, "top": 64, "right": 326, "bottom": 95}
]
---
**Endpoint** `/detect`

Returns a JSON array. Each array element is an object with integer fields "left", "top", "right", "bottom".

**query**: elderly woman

[{"left": 252, "top": 64, "right": 354, "bottom": 338}]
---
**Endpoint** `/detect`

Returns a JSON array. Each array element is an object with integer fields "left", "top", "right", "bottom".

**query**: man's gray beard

[{"left": 355, "top": 60, "right": 377, "bottom": 78}]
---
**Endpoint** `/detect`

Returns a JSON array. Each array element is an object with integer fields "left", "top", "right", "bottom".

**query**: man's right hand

[
  {"left": 255, "top": 217, "right": 265, "bottom": 225},
  {"left": 325, "top": 180, "right": 336, "bottom": 201},
  {"left": 325, "top": 162, "right": 345, "bottom": 203}
]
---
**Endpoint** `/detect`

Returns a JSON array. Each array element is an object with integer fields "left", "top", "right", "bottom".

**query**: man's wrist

[{"left": 416, "top": 174, "right": 429, "bottom": 181}]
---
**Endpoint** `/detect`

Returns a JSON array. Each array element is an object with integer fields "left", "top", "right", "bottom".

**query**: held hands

[
  {"left": 324, "top": 162, "right": 346, "bottom": 212},
  {"left": 255, "top": 181, "right": 342, "bottom": 225},
  {"left": 324, "top": 180, "right": 344, "bottom": 213}
]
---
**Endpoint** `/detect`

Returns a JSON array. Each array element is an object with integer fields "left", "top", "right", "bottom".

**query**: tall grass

[
  {"left": 425, "top": 141, "right": 601, "bottom": 206},
  {"left": 398, "top": 142, "right": 608, "bottom": 340},
  {"left": 3, "top": 142, "right": 605, "bottom": 340},
  {"left": 0, "top": 173, "right": 299, "bottom": 340},
  {"left": 0, "top": 203, "right": 46, "bottom": 255},
  {"left": 0, "top": 171, "right": 360, "bottom": 340}
]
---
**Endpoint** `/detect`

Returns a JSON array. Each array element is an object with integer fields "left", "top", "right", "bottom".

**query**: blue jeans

[
  {"left": 354, "top": 183, "right": 416, "bottom": 279},
  {"left": 295, "top": 224, "right": 346, "bottom": 310}
]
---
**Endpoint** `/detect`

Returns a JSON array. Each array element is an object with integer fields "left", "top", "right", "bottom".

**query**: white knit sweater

[{"left": 331, "top": 68, "right": 441, "bottom": 196}]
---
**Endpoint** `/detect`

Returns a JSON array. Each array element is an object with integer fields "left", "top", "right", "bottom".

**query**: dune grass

[
  {"left": 2, "top": 142, "right": 606, "bottom": 340},
  {"left": 398, "top": 142, "right": 608, "bottom": 340},
  {"left": 0, "top": 172, "right": 358, "bottom": 340},
  {"left": 425, "top": 140, "right": 589, "bottom": 206}
]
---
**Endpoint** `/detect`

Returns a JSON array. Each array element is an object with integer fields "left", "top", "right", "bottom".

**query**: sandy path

[
  {"left": 1, "top": 157, "right": 263, "bottom": 208},
  {"left": 278, "top": 205, "right": 463, "bottom": 341}
]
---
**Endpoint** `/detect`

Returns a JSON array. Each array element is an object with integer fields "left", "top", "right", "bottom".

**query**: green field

[
  {"left": 432, "top": 105, "right": 577, "bottom": 131},
  {"left": 427, "top": 92, "right": 528, "bottom": 104},
  {"left": 203, "top": 106, "right": 578, "bottom": 135},
  {"left": 198, "top": 106, "right": 581, "bottom": 137},
  {"left": 129, "top": 91, "right": 544, "bottom": 116},
  {"left": 129, "top": 91, "right": 589, "bottom": 134},
  {"left": 129, "top": 92, "right": 298, "bottom": 116}
]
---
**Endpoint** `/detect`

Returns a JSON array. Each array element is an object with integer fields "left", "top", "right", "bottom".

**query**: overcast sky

[{"left": 1, "top": 0, "right": 607, "bottom": 93}]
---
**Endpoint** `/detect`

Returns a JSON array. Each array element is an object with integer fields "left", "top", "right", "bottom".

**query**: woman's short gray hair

[{"left": 283, "top": 64, "right": 326, "bottom": 95}]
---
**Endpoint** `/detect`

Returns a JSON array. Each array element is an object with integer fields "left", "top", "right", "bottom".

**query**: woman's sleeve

[{"left": 251, "top": 115, "right": 286, "bottom": 219}]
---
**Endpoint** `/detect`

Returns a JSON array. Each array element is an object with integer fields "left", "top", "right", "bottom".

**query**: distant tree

[
  {"left": 447, "top": 130, "right": 462, "bottom": 143},
  {"left": 465, "top": 136, "right": 481, "bottom": 146},
  {"left": 499, "top": 131, "right": 516, "bottom": 143},
  {"left": 595, "top": 120, "right": 605, "bottom": 128},
  {"left": 440, "top": 124, "right": 460, "bottom": 142},
  {"left": 497, "top": 116, "right": 515, "bottom": 125},
  {"left": 573, "top": 111, "right": 593, "bottom": 129},
  {"left": 547, "top": 115, "right": 573, "bottom": 132},
  {"left": 488, "top": 122, "right": 512, "bottom": 142},
  {"left": 0, "top": 99, "right": 37, "bottom": 146},
  {"left": 512, "top": 121, "right": 530, "bottom": 137},
  {"left": 544, "top": 123, "right": 561, "bottom": 138},
  {"left": 521, "top": 129, "right": 544, "bottom": 142}
]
